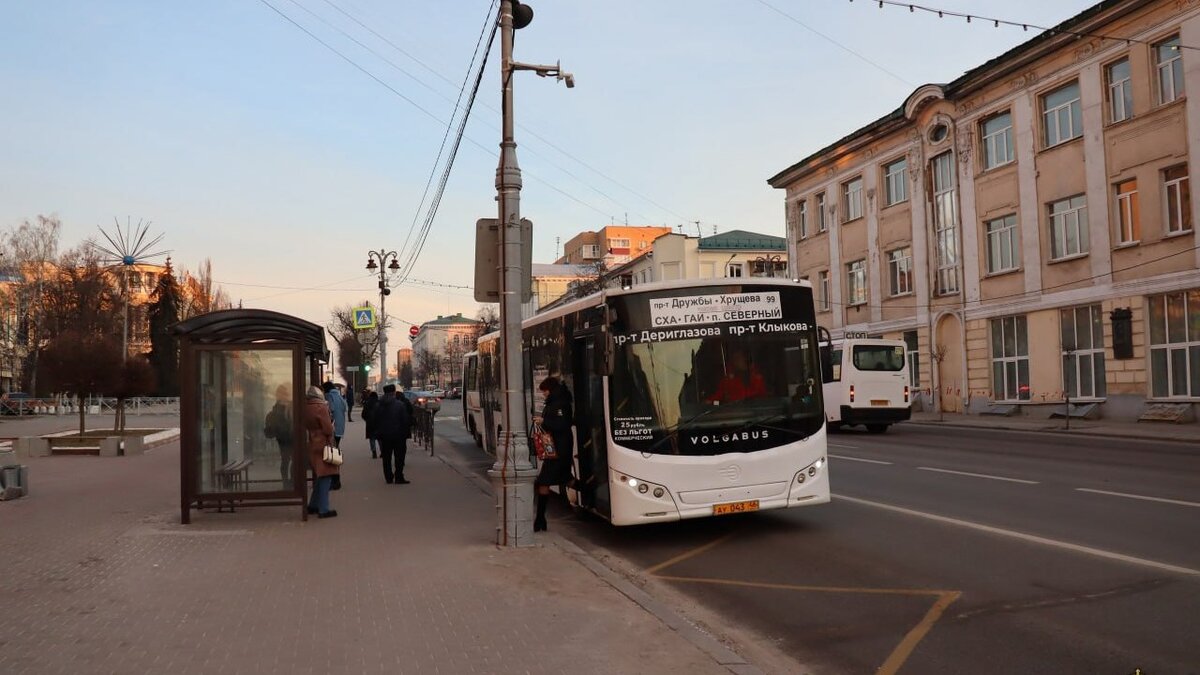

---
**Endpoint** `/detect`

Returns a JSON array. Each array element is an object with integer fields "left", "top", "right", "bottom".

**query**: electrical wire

[
  {"left": 751, "top": 0, "right": 914, "bottom": 87},
  {"left": 860, "top": 0, "right": 1200, "bottom": 51}
]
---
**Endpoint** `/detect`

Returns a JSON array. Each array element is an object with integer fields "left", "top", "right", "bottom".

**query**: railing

[
  {"left": 412, "top": 407, "right": 435, "bottom": 456},
  {"left": 0, "top": 396, "right": 180, "bottom": 417}
]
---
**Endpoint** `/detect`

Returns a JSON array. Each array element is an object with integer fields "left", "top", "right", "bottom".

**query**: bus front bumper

[{"left": 839, "top": 405, "right": 912, "bottom": 425}]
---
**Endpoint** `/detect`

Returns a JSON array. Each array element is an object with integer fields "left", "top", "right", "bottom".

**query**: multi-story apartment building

[
  {"left": 555, "top": 225, "right": 672, "bottom": 266},
  {"left": 769, "top": 0, "right": 1199, "bottom": 420},
  {"left": 609, "top": 230, "right": 789, "bottom": 287}
]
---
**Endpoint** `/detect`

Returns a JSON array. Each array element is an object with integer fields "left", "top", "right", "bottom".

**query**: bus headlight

[
  {"left": 638, "top": 483, "right": 649, "bottom": 494},
  {"left": 616, "top": 472, "right": 668, "bottom": 499},
  {"left": 794, "top": 457, "right": 825, "bottom": 485},
  {"left": 653, "top": 487, "right": 664, "bottom": 498},
  {"left": 815, "top": 457, "right": 825, "bottom": 470}
]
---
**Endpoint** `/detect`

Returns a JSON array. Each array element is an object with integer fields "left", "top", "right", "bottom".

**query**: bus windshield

[{"left": 607, "top": 285, "right": 823, "bottom": 456}]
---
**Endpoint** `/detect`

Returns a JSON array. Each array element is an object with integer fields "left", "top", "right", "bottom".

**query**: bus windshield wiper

[{"left": 644, "top": 407, "right": 716, "bottom": 454}]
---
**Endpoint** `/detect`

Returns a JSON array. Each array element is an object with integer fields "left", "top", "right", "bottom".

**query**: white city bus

[
  {"left": 462, "top": 350, "right": 483, "bottom": 447},
  {"left": 473, "top": 278, "right": 829, "bottom": 526},
  {"left": 819, "top": 333, "right": 911, "bottom": 433}
]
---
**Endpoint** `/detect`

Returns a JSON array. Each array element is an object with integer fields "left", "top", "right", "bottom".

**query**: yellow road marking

[
  {"left": 643, "top": 533, "right": 736, "bottom": 576},
  {"left": 657, "top": 576, "right": 961, "bottom": 675},
  {"left": 877, "top": 591, "right": 961, "bottom": 675}
]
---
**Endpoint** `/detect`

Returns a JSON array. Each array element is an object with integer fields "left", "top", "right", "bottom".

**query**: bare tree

[
  {"left": 328, "top": 301, "right": 386, "bottom": 376},
  {"left": 931, "top": 343, "right": 949, "bottom": 422},
  {"left": 568, "top": 260, "right": 609, "bottom": 298},
  {"left": 2, "top": 215, "right": 61, "bottom": 393},
  {"left": 475, "top": 305, "right": 500, "bottom": 334},
  {"left": 41, "top": 329, "right": 124, "bottom": 435},
  {"left": 179, "top": 259, "right": 232, "bottom": 319},
  {"left": 413, "top": 349, "right": 440, "bottom": 387}
]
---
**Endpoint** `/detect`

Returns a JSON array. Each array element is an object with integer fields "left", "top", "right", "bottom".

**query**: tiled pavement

[{"left": 0, "top": 417, "right": 732, "bottom": 675}]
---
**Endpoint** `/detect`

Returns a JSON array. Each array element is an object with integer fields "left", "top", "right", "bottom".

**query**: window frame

[
  {"left": 1041, "top": 81, "right": 1083, "bottom": 148},
  {"left": 1105, "top": 57, "right": 1133, "bottom": 124},
  {"left": 1163, "top": 165, "right": 1192, "bottom": 235},
  {"left": 816, "top": 193, "right": 828, "bottom": 233},
  {"left": 1147, "top": 290, "right": 1200, "bottom": 399},
  {"left": 845, "top": 260, "right": 867, "bottom": 307},
  {"left": 984, "top": 213, "right": 1020, "bottom": 274},
  {"left": 930, "top": 152, "right": 960, "bottom": 295},
  {"left": 1154, "top": 35, "right": 1184, "bottom": 106},
  {"left": 1048, "top": 194, "right": 1089, "bottom": 260},
  {"left": 726, "top": 263, "right": 744, "bottom": 278},
  {"left": 990, "top": 315, "right": 1031, "bottom": 402},
  {"left": 1061, "top": 304, "right": 1107, "bottom": 401},
  {"left": 1114, "top": 178, "right": 1140, "bottom": 245},
  {"left": 887, "top": 247, "right": 912, "bottom": 297},
  {"left": 798, "top": 200, "right": 809, "bottom": 239},
  {"left": 842, "top": 177, "right": 864, "bottom": 222},
  {"left": 980, "top": 111, "right": 1014, "bottom": 170},
  {"left": 817, "top": 270, "right": 830, "bottom": 312},
  {"left": 883, "top": 157, "right": 908, "bottom": 206}
]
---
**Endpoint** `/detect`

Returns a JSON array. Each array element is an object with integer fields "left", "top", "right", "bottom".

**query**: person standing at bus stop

[
  {"left": 374, "top": 384, "right": 412, "bottom": 484},
  {"left": 323, "top": 381, "right": 347, "bottom": 448},
  {"left": 533, "top": 376, "right": 575, "bottom": 533},
  {"left": 304, "top": 385, "right": 339, "bottom": 518}
]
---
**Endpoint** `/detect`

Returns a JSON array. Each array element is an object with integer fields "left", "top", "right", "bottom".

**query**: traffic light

[{"left": 363, "top": 365, "right": 371, "bottom": 372}]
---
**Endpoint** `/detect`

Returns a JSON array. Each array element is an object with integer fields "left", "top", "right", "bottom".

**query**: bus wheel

[{"left": 866, "top": 424, "right": 888, "bottom": 434}]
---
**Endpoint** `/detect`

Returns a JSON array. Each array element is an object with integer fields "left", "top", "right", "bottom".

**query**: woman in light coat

[{"left": 305, "top": 386, "right": 339, "bottom": 518}]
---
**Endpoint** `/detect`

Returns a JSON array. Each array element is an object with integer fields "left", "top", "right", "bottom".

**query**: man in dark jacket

[{"left": 375, "top": 384, "right": 412, "bottom": 484}]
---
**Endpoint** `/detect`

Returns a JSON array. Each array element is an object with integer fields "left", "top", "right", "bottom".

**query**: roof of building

[
  {"left": 766, "top": 0, "right": 1132, "bottom": 187},
  {"left": 698, "top": 230, "right": 786, "bottom": 251},
  {"left": 531, "top": 263, "right": 595, "bottom": 278},
  {"left": 422, "top": 313, "right": 481, "bottom": 327}
]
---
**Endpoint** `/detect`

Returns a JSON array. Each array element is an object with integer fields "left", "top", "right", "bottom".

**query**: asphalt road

[{"left": 440, "top": 419, "right": 1200, "bottom": 674}]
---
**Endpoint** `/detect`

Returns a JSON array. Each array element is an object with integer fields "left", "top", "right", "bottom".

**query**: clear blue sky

[{"left": 0, "top": 0, "right": 1096, "bottom": 363}]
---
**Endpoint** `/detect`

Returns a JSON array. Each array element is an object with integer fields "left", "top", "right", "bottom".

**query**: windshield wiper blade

[{"left": 644, "top": 407, "right": 716, "bottom": 454}]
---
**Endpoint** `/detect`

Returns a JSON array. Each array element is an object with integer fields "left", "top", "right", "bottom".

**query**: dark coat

[
  {"left": 373, "top": 394, "right": 411, "bottom": 441},
  {"left": 536, "top": 383, "right": 574, "bottom": 486},
  {"left": 304, "top": 398, "right": 339, "bottom": 478},
  {"left": 362, "top": 395, "right": 379, "bottom": 439}
]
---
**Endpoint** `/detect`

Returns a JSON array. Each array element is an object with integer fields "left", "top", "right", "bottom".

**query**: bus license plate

[
  {"left": 871, "top": 399, "right": 889, "bottom": 406},
  {"left": 713, "top": 500, "right": 759, "bottom": 516}
]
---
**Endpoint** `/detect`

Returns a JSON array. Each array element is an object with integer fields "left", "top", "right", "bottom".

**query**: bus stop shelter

[{"left": 174, "top": 309, "right": 328, "bottom": 524}]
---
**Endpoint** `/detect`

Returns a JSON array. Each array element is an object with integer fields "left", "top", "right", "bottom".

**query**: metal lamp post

[
  {"left": 366, "top": 250, "right": 400, "bottom": 387},
  {"left": 493, "top": 0, "right": 574, "bottom": 546}
]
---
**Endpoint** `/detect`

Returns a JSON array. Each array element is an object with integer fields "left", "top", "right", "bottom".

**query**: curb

[
  {"left": 431, "top": 429, "right": 767, "bottom": 675},
  {"left": 905, "top": 420, "right": 1200, "bottom": 446}
]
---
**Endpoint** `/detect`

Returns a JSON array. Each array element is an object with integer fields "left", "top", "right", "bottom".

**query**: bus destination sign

[{"left": 649, "top": 292, "right": 782, "bottom": 327}]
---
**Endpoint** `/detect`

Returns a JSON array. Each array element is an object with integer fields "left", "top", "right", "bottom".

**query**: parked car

[
  {"left": 403, "top": 390, "right": 441, "bottom": 414},
  {"left": 445, "top": 387, "right": 462, "bottom": 400},
  {"left": 430, "top": 389, "right": 446, "bottom": 399}
]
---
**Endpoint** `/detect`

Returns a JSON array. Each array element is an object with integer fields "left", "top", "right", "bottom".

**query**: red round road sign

[{"left": 409, "top": 325, "right": 420, "bottom": 337}]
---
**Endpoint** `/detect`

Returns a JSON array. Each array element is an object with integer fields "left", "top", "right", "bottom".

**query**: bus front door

[{"left": 572, "top": 336, "right": 610, "bottom": 518}]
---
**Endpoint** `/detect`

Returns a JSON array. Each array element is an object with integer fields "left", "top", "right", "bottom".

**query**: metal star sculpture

[{"left": 91, "top": 218, "right": 170, "bottom": 362}]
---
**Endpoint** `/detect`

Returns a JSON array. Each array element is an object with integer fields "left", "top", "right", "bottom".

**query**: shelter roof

[{"left": 172, "top": 309, "right": 328, "bottom": 361}]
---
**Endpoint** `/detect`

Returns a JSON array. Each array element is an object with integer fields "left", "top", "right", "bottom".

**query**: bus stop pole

[{"left": 490, "top": 0, "right": 537, "bottom": 547}]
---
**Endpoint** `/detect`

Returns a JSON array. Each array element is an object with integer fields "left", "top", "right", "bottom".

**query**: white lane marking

[
  {"left": 916, "top": 466, "right": 1039, "bottom": 485},
  {"left": 1075, "top": 487, "right": 1200, "bottom": 509},
  {"left": 828, "top": 442, "right": 860, "bottom": 449},
  {"left": 830, "top": 454, "right": 893, "bottom": 465},
  {"left": 836, "top": 495, "right": 1200, "bottom": 577}
]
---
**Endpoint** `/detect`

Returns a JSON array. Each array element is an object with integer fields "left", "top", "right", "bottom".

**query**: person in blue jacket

[{"left": 322, "top": 381, "right": 348, "bottom": 448}]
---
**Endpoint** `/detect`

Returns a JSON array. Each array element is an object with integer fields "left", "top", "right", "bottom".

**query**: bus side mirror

[{"left": 819, "top": 345, "right": 834, "bottom": 383}]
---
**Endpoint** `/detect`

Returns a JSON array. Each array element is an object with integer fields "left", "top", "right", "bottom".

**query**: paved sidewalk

[
  {"left": 0, "top": 420, "right": 732, "bottom": 675},
  {"left": 908, "top": 410, "right": 1200, "bottom": 444}
]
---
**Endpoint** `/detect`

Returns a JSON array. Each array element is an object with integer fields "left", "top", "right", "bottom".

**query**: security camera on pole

[{"left": 480, "top": 0, "right": 574, "bottom": 547}]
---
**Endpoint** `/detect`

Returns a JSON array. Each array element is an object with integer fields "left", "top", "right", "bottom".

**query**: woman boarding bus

[{"left": 518, "top": 277, "right": 829, "bottom": 526}]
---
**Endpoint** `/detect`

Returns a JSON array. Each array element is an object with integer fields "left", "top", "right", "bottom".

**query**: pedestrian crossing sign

[{"left": 352, "top": 306, "right": 376, "bottom": 330}]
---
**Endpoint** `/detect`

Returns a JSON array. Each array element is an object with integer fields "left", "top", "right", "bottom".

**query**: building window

[
  {"left": 883, "top": 158, "right": 908, "bottom": 206},
  {"left": 1048, "top": 195, "right": 1089, "bottom": 260},
  {"left": 887, "top": 248, "right": 912, "bottom": 296},
  {"left": 817, "top": 270, "right": 830, "bottom": 311},
  {"left": 1061, "top": 305, "right": 1106, "bottom": 400},
  {"left": 1155, "top": 35, "right": 1183, "bottom": 105},
  {"left": 726, "top": 263, "right": 744, "bottom": 278},
  {"left": 931, "top": 152, "right": 959, "bottom": 295},
  {"left": 845, "top": 260, "right": 867, "bottom": 306},
  {"left": 639, "top": 240, "right": 648, "bottom": 249},
  {"left": 1106, "top": 58, "right": 1132, "bottom": 123},
  {"left": 750, "top": 258, "right": 787, "bottom": 278},
  {"left": 1164, "top": 165, "right": 1192, "bottom": 234},
  {"left": 903, "top": 330, "right": 920, "bottom": 389},
  {"left": 798, "top": 200, "right": 809, "bottom": 239},
  {"left": 1148, "top": 290, "right": 1200, "bottom": 398},
  {"left": 608, "top": 238, "right": 631, "bottom": 249},
  {"left": 991, "top": 315, "right": 1030, "bottom": 401},
  {"left": 1115, "top": 179, "right": 1140, "bottom": 244},
  {"left": 985, "top": 214, "right": 1019, "bottom": 274},
  {"left": 1042, "top": 81, "right": 1082, "bottom": 147},
  {"left": 981, "top": 112, "right": 1013, "bottom": 169},
  {"left": 816, "top": 193, "right": 827, "bottom": 232},
  {"left": 581, "top": 244, "right": 602, "bottom": 259},
  {"left": 843, "top": 177, "right": 863, "bottom": 222}
]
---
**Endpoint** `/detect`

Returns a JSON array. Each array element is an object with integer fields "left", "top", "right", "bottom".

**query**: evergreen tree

[{"left": 147, "top": 262, "right": 182, "bottom": 396}]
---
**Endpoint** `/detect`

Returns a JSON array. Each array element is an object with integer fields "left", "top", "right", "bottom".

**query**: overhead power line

[
  {"left": 859, "top": 1, "right": 1199, "bottom": 52},
  {"left": 751, "top": 0, "right": 914, "bottom": 86}
]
